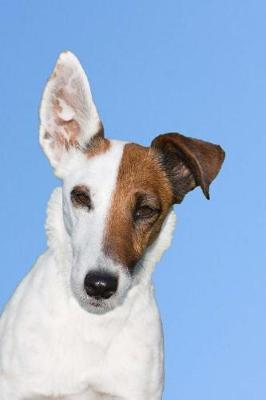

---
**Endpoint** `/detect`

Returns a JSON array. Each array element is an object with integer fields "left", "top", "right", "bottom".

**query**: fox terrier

[{"left": 0, "top": 52, "right": 225, "bottom": 400}]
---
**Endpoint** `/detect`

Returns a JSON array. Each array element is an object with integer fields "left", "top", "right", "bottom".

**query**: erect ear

[
  {"left": 40, "top": 51, "right": 104, "bottom": 168},
  {"left": 151, "top": 132, "right": 225, "bottom": 203}
]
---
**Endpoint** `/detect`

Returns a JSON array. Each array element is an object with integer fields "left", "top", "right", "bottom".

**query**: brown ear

[{"left": 151, "top": 132, "right": 225, "bottom": 203}]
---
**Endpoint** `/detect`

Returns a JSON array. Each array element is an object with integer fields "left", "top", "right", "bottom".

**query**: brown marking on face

[
  {"left": 86, "top": 129, "right": 110, "bottom": 158},
  {"left": 103, "top": 143, "right": 173, "bottom": 272}
]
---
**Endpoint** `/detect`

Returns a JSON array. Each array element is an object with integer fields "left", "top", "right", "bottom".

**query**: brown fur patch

[
  {"left": 103, "top": 143, "right": 173, "bottom": 272},
  {"left": 152, "top": 133, "right": 225, "bottom": 201},
  {"left": 86, "top": 133, "right": 110, "bottom": 158}
]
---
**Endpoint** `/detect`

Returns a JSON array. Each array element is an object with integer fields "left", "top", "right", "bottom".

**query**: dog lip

[
  {"left": 86, "top": 298, "right": 115, "bottom": 314},
  {"left": 88, "top": 298, "right": 107, "bottom": 308},
  {"left": 89, "top": 299, "right": 102, "bottom": 306}
]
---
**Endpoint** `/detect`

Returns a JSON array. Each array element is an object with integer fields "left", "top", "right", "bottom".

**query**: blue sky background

[{"left": 0, "top": 1, "right": 265, "bottom": 399}]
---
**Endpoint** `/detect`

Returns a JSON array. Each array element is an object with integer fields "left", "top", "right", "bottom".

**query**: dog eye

[
  {"left": 71, "top": 186, "right": 92, "bottom": 210},
  {"left": 134, "top": 205, "right": 159, "bottom": 220}
]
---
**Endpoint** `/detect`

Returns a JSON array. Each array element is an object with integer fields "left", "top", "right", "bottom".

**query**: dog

[{"left": 0, "top": 51, "right": 225, "bottom": 400}]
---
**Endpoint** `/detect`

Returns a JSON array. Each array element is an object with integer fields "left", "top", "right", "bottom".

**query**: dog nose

[{"left": 84, "top": 271, "right": 118, "bottom": 300}]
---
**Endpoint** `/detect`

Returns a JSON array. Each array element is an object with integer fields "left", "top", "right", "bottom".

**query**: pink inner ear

[
  {"left": 40, "top": 51, "right": 104, "bottom": 167},
  {"left": 49, "top": 82, "right": 82, "bottom": 149}
]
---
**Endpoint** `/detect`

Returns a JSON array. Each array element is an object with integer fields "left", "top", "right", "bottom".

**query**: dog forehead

[
  {"left": 64, "top": 140, "right": 126, "bottom": 189},
  {"left": 111, "top": 142, "right": 174, "bottom": 204},
  {"left": 86, "top": 141, "right": 169, "bottom": 195},
  {"left": 115, "top": 142, "right": 167, "bottom": 189},
  {"left": 63, "top": 140, "right": 172, "bottom": 207}
]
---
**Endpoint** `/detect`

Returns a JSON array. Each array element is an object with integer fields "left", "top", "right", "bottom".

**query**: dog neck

[{"left": 45, "top": 187, "right": 176, "bottom": 301}]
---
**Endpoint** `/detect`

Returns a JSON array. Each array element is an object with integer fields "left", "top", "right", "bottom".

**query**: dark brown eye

[
  {"left": 134, "top": 205, "right": 159, "bottom": 221},
  {"left": 71, "top": 186, "right": 92, "bottom": 210}
]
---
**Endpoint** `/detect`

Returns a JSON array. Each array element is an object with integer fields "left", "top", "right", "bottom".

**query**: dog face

[{"left": 40, "top": 52, "right": 225, "bottom": 314}]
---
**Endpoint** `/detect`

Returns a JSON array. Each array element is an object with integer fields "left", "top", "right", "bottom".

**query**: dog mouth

[
  {"left": 88, "top": 298, "right": 104, "bottom": 308},
  {"left": 83, "top": 285, "right": 132, "bottom": 314},
  {"left": 85, "top": 296, "right": 117, "bottom": 314}
]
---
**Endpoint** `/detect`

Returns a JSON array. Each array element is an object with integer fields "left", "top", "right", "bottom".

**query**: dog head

[{"left": 40, "top": 52, "right": 225, "bottom": 314}]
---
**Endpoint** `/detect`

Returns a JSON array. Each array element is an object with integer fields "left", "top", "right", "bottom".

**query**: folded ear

[
  {"left": 151, "top": 132, "right": 225, "bottom": 203},
  {"left": 40, "top": 51, "right": 103, "bottom": 168}
]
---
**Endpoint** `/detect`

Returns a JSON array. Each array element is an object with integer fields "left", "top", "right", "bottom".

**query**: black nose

[{"left": 84, "top": 271, "right": 118, "bottom": 300}]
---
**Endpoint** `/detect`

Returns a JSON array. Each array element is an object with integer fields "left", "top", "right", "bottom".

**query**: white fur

[
  {"left": 0, "top": 184, "right": 176, "bottom": 399},
  {"left": 0, "top": 51, "right": 177, "bottom": 399},
  {"left": 59, "top": 141, "right": 132, "bottom": 315}
]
